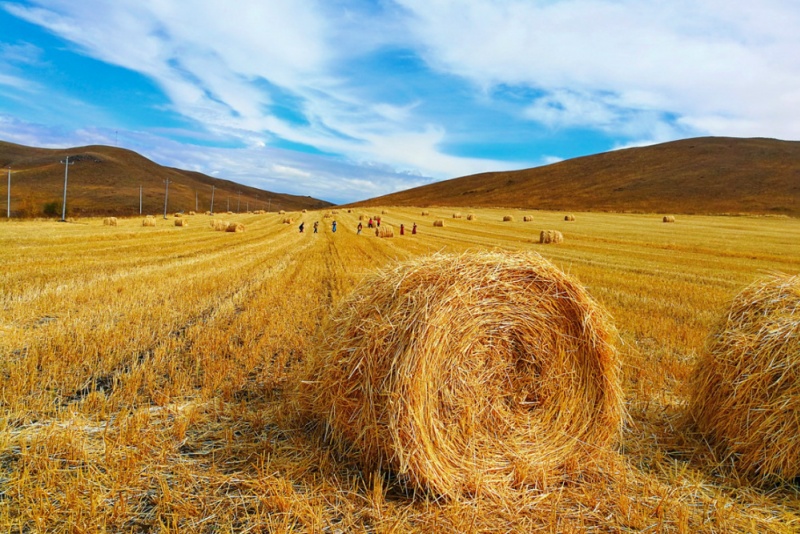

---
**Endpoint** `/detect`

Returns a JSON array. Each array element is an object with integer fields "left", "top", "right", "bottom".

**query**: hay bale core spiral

[
  {"left": 301, "top": 251, "right": 622, "bottom": 497},
  {"left": 689, "top": 273, "right": 800, "bottom": 482}
]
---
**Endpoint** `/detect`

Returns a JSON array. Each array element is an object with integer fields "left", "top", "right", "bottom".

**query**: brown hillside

[
  {"left": 349, "top": 137, "right": 800, "bottom": 216},
  {"left": 0, "top": 141, "right": 332, "bottom": 217}
]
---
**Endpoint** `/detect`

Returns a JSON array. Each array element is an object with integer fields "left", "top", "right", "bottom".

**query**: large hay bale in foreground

[
  {"left": 689, "top": 273, "right": 800, "bottom": 483},
  {"left": 564, "top": 214, "right": 575, "bottom": 221},
  {"left": 433, "top": 219, "right": 445, "bottom": 227},
  {"left": 210, "top": 219, "right": 227, "bottom": 231},
  {"left": 503, "top": 215, "right": 514, "bottom": 222},
  {"left": 103, "top": 217, "right": 118, "bottom": 226},
  {"left": 142, "top": 216, "right": 156, "bottom": 227},
  {"left": 375, "top": 225, "right": 394, "bottom": 238},
  {"left": 174, "top": 218, "right": 188, "bottom": 227},
  {"left": 226, "top": 222, "right": 245, "bottom": 233},
  {"left": 300, "top": 251, "right": 622, "bottom": 497},
  {"left": 663, "top": 215, "right": 676, "bottom": 223},
  {"left": 540, "top": 230, "right": 564, "bottom": 244}
]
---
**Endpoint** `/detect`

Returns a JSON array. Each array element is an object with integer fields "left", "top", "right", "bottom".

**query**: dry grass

[
  {"left": 664, "top": 215, "right": 676, "bottom": 223},
  {"left": 225, "top": 222, "right": 245, "bottom": 233},
  {"left": 103, "top": 217, "right": 118, "bottom": 226},
  {"left": 689, "top": 273, "right": 800, "bottom": 483},
  {"left": 1, "top": 209, "right": 800, "bottom": 532},
  {"left": 433, "top": 219, "right": 445, "bottom": 227},
  {"left": 298, "top": 251, "right": 623, "bottom": 498},
  {"left": 540, "top": 230, "right": 564, "bottom": 244}
]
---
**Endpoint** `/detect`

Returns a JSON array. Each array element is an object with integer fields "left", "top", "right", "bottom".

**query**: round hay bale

[
  {"left": 689, "top": 273, "right": 800, "bottom": 483},
  {"left": 299, "top": 251, "right": 622, "bottom": 497},
  {"left": 142, "top": 216, "right": 156, "bottom": 227},
  {"left": 174, "top": 218, "right": 188, "bottom": 227},
  {"left": 188, "top": 211, "right": 196, "bottom": 216},
  {"left": 503, "top": 215, "right": 514, "bottom": 222},
  {"left": 279, "top": 210, "right": 286, "bottom": 215},
  {"left": 452, "top": 212, "right": 462, "bottom": 219},
  {"left": 564, "top": 214, "right": 575, "bottom": 221},
  {"left": 210, "top": 219, "right": 227, "bottom": 231},
  {"left": 433, "top": 219, "right": 445, "bottom": 227},
  {"left": 103, "top": 217, "right": 118, "bottom": 226},
  {"left": 174, "top": 212, "right": 182, "bottom": 218},
  {"left": 421, "top": 211, "right": 430, "bottom": 216},
  {"left": 539, "top": 230, "right": 564, "bottom": 244},
  {"left": 663, "top": 215, "right": 676, "bottom": 223},
  {"left": 225, "top": 222, "right": 245, "bottom": 233},
  {"left": 523, "top": 216, "right": 533, "bottom": 222},
  {"left": 381, "top": 210, "right": 388, "bottom": 214},
  {"left": 375, "top": 225, "right": 394, "bottom": 238},
  {"left": 282, "top": 217, "right": 294, "bottom": 224},
  {"left": 467, "top": 214, "right": 477, "bottom": 221},
  {"left": 302, "top": 209, "right": 307, "bottom": 213}
]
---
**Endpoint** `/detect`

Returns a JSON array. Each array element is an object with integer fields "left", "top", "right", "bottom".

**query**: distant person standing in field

[
  {"left": 376, "top": 217, "right": 381, "bottom": 227},
  {"left": 368, "top": 218, "right": 374, "bottom": 229},
  {"left": 332, "top": 220, "right": 337, "bottom": 233},
  {"left": 412, "top": 222, "right": 417, "bottom": 235},
  {"left": 357, "top": 222, "right": 363, "bottom": 235},
  {"left": 400, "top": 223, "right": 404, "bottom": 235},
  {"left": 313, "top": 221, "right": 319, "bottom": 233},
  {"left": 299, "top": 221, "right": 305, "bottom": 233}
]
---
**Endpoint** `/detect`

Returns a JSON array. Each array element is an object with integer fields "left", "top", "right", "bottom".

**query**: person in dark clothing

[
  {"left": 357, "top": 222, "right": 363, "bottom": 235},
  {"left": 299, "top": 222, "right": 304, "bottom": 233},
  {"left": 412, "top": 222, "right": 417, "bottom": 235},
  {"left": 332, "top": 220, "right": 337, "bottom": 233},
  {"left": 400, "top": 223, "right": 404, "bottom": 235},
  {"left": 313, "top": 221, "right": 319, "bottom": 233}
]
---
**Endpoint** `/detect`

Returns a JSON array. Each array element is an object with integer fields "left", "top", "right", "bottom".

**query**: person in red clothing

[
  {"left": 412, "top": 222, "right": 417, "bottom": 235},
  {"left": 400, "top": 223, "right": 405, "bottom": 235},
  {"left": 368, "top": 218, "right": 374, "bottom": 229}
]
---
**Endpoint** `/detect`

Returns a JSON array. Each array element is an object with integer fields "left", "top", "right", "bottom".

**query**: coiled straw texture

[
  {"left": 690, "top": 273, "right": 800, "bottom": 483},
  {"left": 300, "top": 251, "right": 623, "bottom": 498}
]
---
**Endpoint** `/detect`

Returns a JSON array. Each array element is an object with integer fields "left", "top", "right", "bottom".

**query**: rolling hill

[
  {"left": 349, "top": 137, "right": 800, "bottom": 217},
  {"left": 0, "top": 141, "right": 333, "bottom": 217}
]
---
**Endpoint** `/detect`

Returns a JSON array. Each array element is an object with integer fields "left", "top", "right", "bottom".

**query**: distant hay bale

[
  {"left": 564, "top": 214, "right": 575, "bottom": 221},
  {"left": 539, "top": 230, "right": 564, "bottom": 244},
  {"left": 689, "top": 273, "right": 800, "bottom": 483},
  {"left": 174, "top": 213, "right": 182, "bottom": 218},
  {"left": 433, "top": 220, "right": 445, "bottom": 227},
  {"left": 375, "top": 225, "right": 394, "bottom": 238},
  {"left": 302, "top": 209, "right": 307, "bottom": 213},
  {"left": 663, "top": 215, "right": 676, "bottom": 223},
  {"left": 359, "top": 214, "right": 367, "bottom": 221},
  {"left": 204, "top": 211, "right": 211, "bottom": 215},
  {"left": 210, "top": 219, "right": 228, "bottom": 231},
  {"left": 279, "top": 210, "right": 286, "bottom": 215},
  {"left": 332, "top": 210, "right": 339, "bottom": 215},
  {"left": 174, "top": 218, "right": 188, "bottom": 227},
  {"left": 467, "top": 214, "right": 477, "bottom": 221},
  {"left": 452, "top": 213, "right": 462, "bottom": 219},
  {"left": 282, "top": 217, "right": 294, "bottom": 224},
  {"left": 103, "top": 217, "right": 118, "bottom": 226},
  {"left": 421, "top": 211, "right": 430, "bottom": 216},
  {"left": 225, "top": 222, "right": 245, "bottom": 233},
  {"left": 381, "top": 210, "right": 389, "bottom": 214},
  {"left": 347, "top": 209, "right": 352, "bottom": 213},
  {"left": 227, "top": 211, "right": 234, "bottom": 215},
  {"left": 523, "top": 216, "right": 533, "bottom": 222},
  {"left": 142, "top": 216, "right": 156, "bottom": 227},
  {"left": 299, "top": 251, "right": 622, "bottom": 497},
  {"left": 503, "top": 215, "right": 514, "bottom": 222},
  {"left": 188, "top": 211, "right": 196, "bottom": 216}
]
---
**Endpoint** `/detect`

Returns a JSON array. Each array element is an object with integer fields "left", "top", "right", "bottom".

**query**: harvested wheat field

[{"left": 1, "top": 208, "right": 800, "bottom": 532}]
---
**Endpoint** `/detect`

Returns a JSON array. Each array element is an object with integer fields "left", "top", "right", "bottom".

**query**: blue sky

[{"left": 1, "top": 1, "right": 799, "bottom": 204}]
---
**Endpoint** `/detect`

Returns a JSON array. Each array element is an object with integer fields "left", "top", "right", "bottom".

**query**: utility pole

[
  {"left": 163, "top": 178, "right": 170, "bottom": 219},
  {"left": 237, "top": 190, "right": 241, "bottom": 213},
  {"left": 227, "top": 196, "right": 230, "bottom": 212},
  {"left": 267, "top": 198, "right": 271, "bottom": 212},
  {"left": 246, "top": 201, "right": 249, "bottom": 212},
  {"left": 6, "top": 166, "right": 10, "bottom": 219},
  {"left": 195, "top": 190, "right": 198, "bottom": 212},
  {"left": 139, "top": 185, "right": 142, "bottom": 215},
  {"left": 210, "top": 185, "right": 215, "bottom": 214},
  {"left": 59, "top": 156, "right": 74, "bottom": 222}
]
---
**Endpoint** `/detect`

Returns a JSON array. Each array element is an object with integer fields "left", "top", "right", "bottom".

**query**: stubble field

[{"left": 1, "top": 208, "right": 799, "bottom": 533}]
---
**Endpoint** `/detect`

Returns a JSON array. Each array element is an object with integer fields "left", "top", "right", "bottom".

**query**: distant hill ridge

[
  {"left": 0, "top": 141, "right": 332, "bottom": 217},
  {"left": 349, "top": 137, "right": 800, "bottom": 217}
]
